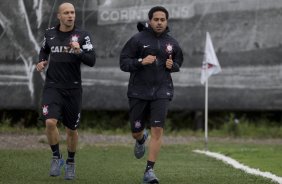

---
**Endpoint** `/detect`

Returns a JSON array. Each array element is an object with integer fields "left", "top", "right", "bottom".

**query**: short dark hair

[{"left": 148, "top": 6, "right": 169, "bottom": 20}]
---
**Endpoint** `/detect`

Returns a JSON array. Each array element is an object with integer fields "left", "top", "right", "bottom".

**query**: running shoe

[
  {"left": 49, "top": 156, "right": 64, "bottom": 177},
  {"left": 134, "top": 130, "right": 148, "bottom": 159},
  {"left": 64, "top": 162, "right": 75, "bottom": 180},
  {"left": 143, "top": 168, "right": 159, "bottom": 183}
]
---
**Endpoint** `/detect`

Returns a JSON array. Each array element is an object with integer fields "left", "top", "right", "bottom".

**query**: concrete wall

[{"left": 1, "top": 0, "right": 282, "bottom": 110}]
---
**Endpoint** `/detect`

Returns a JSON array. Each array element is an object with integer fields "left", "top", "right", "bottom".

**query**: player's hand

[
  {"left": 70, "top": 41, "right": 82, "bottom": 54},
  {"left": 36, "top": 60, "right": 48, "bottom": 72},
  {"left": 166, "top": 55, "right": 173, "bottom": 69},
  {"left": 141, "top": 55, "right": 156, "bottom": 65}
]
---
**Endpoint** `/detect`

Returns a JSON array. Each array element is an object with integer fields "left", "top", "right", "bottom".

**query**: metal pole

[{"left": 204, "top": 68, "right": 209, "bottom": 151}]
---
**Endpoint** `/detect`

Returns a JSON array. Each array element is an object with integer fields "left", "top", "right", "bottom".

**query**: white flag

[{"left": 200, "top": 32, "right": 222, "bottom": 84}]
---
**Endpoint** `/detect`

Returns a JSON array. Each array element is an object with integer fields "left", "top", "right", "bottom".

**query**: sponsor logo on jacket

[{"left": 51, "top": 46, "right": 75, "bottom": 53}]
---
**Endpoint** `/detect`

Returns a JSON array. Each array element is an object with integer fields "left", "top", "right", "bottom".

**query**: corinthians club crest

[
  {"left": 134, "top": 120, "right": 141, "bottom": 129},
  {"left": 42, "top": 105, "right": 48, "bottom": 116},
  {"left": 70, "top": 34, "right": 79, "bottom": 42},
  {"left": 165, "top": 44, "right": 173, "bottom": 54}
]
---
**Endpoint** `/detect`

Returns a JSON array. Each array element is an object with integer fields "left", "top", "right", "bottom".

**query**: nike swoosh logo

[
  {"left": 143, "top": 45, "right": 150, "bottom": 48},
  {"left": 50, "top": 37, "right": 55, "bottom": 40}
]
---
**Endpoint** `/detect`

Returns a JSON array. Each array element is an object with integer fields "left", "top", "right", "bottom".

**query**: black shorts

[
  {"left": 41, "top": 87, "right": 82, "bottom": 130},
  {"left": 129, "top": 98, "right": 170, "bottom": 133}
]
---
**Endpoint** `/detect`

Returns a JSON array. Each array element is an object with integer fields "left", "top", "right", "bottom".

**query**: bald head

[{"left": 58, "top": 2, "right": 74, "bottom": 13}]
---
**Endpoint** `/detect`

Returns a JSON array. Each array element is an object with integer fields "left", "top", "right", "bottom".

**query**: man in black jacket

[
  {"left": 36, "top": 2, "right": 95, "bottom": 180},
  {"left": 120, "top": 6, "right": 183, "bottom": 183}
]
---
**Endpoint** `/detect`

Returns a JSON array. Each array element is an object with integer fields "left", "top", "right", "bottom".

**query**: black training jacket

[
  {"left": 39, "top": 25, "right": 96, "bottom": 89},
  {"left": 120, "top": 22, "right": 183, "bottom": 100}
]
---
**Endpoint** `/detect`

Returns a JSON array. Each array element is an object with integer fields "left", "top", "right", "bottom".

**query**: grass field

[
  {"left": 0, "top": 141, "right": 280, "bottom": 184},
  {"left": 209, "top": 142, "right": 282, "bottom": 177}
]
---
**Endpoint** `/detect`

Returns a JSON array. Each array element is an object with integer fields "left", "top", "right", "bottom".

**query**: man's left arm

[
  {"left": 75, "top": 32, "right": 96, "bottom": 67},
  {"left": 166, "top": 44, "right": 183, "bottom": 72}
]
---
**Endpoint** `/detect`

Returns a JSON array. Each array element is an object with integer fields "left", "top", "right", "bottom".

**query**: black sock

[
  {"left": 66, "top": 150, "right": 75, "bottom": 164},
  {"left": 145, "top": 160, "right": 155, "bottom": 172},
  {"left": 137, "top": 134, "right": 146, "bottom": 145},
  {"left": 50, "top": 144, "right": 61, "bottom": 158}
]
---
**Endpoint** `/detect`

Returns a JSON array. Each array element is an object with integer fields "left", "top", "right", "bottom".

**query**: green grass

[{"left": 0, "top": 144, "right": 278, "bottom": 184}]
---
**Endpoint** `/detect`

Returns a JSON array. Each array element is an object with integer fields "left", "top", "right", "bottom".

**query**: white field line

[{"left": 193, "top": 150, "right": 282, "bottom": 184}]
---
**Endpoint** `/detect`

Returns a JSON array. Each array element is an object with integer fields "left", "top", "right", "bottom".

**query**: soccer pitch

[{"left": 0, "top": 143, "right": 280, "bottom": 184}]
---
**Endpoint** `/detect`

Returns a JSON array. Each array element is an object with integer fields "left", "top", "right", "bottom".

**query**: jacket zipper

[{"left": 152, "top": 39, "right": 161, "bottom": 97}]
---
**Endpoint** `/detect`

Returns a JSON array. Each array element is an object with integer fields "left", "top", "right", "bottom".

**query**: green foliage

[
  {"left": 166, "top": 111, "right": 194, "bottom": 131},
  {"left": 217, "top": 113, "right": 282, "bottom": 138},
  {"left": 80, "top": 110, "right": 129, "bottom": 132},
  {"left": 1, "top": 110, "right": 282, "bottom": 138},
  {"left": 0, "top": 114, "right": 11, "bottom": 127},
  {"left": 0, "top": 110, "right": 40, "bottom": 128},
  {"left": 223, "top": 113, "right": 241, "bottom": 137}
]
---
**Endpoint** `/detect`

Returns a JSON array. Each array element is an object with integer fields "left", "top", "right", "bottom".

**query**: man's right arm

[
  {"left": 119, "top": 36, "right": 143, "bottom": 72},
  {"left": 37, "top": 33, "right": 50, "bottom": 72}
]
